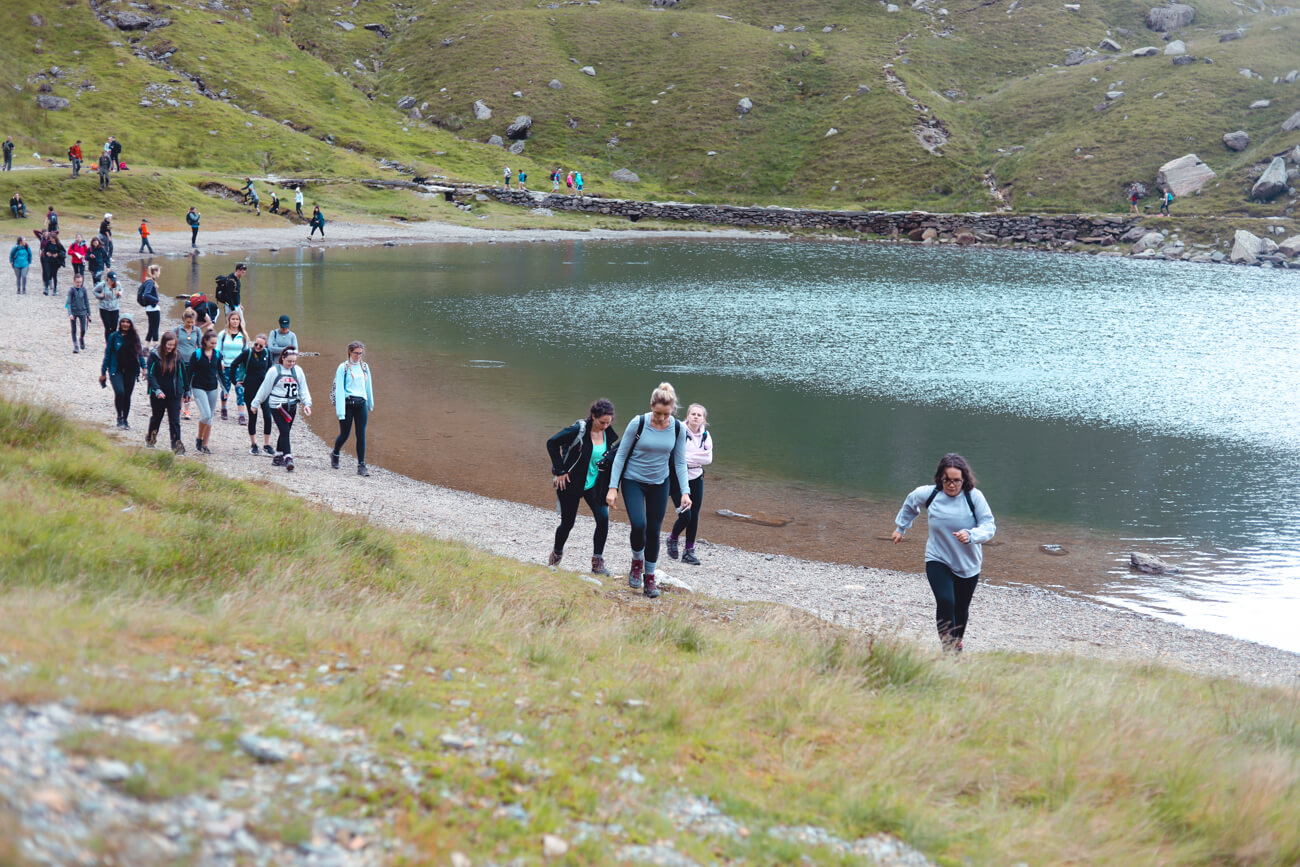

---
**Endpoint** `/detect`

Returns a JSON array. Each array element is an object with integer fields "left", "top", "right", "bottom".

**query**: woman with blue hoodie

[
  {"left": 330, "top": 341, "right": 375, "bottom": 476},
  {"left": 9, "top": 236, "right": 31, "bottom": 294}
]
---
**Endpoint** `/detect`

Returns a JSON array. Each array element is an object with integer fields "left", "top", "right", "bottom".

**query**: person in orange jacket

[
  {"left": 69, "top": 140, "right": 83, "bottom": 178},
  {"left": 138, "top": 219, "right": 154, "bottom": 254}
]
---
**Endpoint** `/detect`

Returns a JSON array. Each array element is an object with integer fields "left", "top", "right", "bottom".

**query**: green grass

[{"left": 1, "top": 394, "right": 1300, "bottom": 864}]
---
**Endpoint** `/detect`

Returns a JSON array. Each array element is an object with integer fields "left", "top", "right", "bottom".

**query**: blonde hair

[
  {"left": 650, "top": 381, "right": 678, "bottom": 413},
  {"left": 147, "top": 264, "right": 160, "bottom": 277},
  {"left": 686, "top": 403, "right": 708, "bottom": 426}
]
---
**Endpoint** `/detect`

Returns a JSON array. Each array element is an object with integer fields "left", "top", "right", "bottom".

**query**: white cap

[{"left": 104, "top": 212, "right": 112, "bottom": 219}]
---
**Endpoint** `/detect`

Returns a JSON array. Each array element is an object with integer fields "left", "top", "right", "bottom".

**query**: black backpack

[
  {"left": 136, "top": 279, "right": 150, "bottom": 307},
  {"left": 924, "top": 485, "right": 979, "bottom": 523},
  {"left": 214, "top": 274, "right": 237, "bottom": 305}
]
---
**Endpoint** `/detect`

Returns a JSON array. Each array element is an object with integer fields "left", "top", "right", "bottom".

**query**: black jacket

[
  {"left": 146, "top": 351, "right": 186, "bottom": 398},
  {"left": 87, "top": 245, "right": 109, "bottom": 275},
  {"left": 547, "top": 420, "right": 620, "bottom": 497},
  {"left": 185, "top": 348, "right": 222, "bottom": 392},
  {"left": 231, "top": 346, "right": 271, "bottom": 397}
]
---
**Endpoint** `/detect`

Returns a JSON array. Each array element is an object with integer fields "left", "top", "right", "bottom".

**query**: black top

[
  {"left": 146, "top": 351, "right": 186, "bottom": 397},
  {"left": 546, "top": 420, "right": 620, "bottom": 497},
  {"left": 231, "top": 346, "right": 272, "bottom": 396},
  {"left": 186, "top": 348, "right": 222, "bottom": 392}
]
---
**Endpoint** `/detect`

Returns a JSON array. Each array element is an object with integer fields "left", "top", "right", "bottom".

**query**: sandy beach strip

[{"left": 3, "top": 220, "right": 1298, "bottom": 688}]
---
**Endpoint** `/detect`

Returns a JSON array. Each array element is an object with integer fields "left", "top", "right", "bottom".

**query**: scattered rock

[
  {"left": 513, "top": 90, "right": 523, "bottom": 98},
  {"left": 656, "top": 574, "right": 693, "bottom": 593},
  {"left": 440, "top": 37, "right": 454, "bottom": 47},
  {"left": 1065, "top": 49, "right": 1088, "bottom": 66},
  {"left": 1099, "top": 37, "right": 1122, "bottom": 52},
  {"left": 505, "top": 115, "right": 532, "bottom": 139},
  {"left": 111, "top": 10, "right": 170, "bottom": 30},
  {"left": 1218, "top": 29, "right": 1242, "bottom": 42},
  {"left": 364, "top": 22, "right": 389, "bottom": 37},
  {"left": 542, "top": 835, "right": 569, "bottom": 858},
  {"left": 1239, "top": 68, "right": 1254, "bottom": 79},
  {"left": 396, "top": 95, "right": 417, "bottom": 110},
  {"left": 473, "top": 99, "right": 492, "bottom": 121},
  {"left": 611, "top": 168, "right": 641, "bottom": 183},
  {"left": 1249, "top": 99, "right": 1270, "bottom": 109},
  {"left": 1281, "top": 111, "right": 1300, "bottom": 132},
  {"left": 486, "top": 135, "right": 504, "bottom": 147},
  {"left": 772, "top": 24, "right": 785, "bottom": 32},
  {"left": 616, "top": 765, "right": 647, "bottom": 784},
  {"left": 335, "top": 20, "right": 355, "bottom": 31},
  {"left": 1131, "top": 46, "right": 1160, "bottom": 56},
  {"left": 35, "top": 95, "right": 69, "bottom": 110},
  {"left": 1251, "top": 157, "right": 1289, "bottom": 201},
  {"left": 580, "top": 65, "right": 596, "bottom": 76},
  {"left": 440, "top": 733, "right": 476, "bottom": 750},
  {"left": 89, "top": 759, "right": 132, "bottom": 783},
  {"left": 1155, "top": 154, "right": 1215, "bottom": 196},
  {"left": 1171, "top": 54, "right": 1196, "bottom": 66},
  {"left": 28, "top": 13, "right": 44, "bottom": 26},
  {"left": 1229, "top": 229, "right": 1277, "bottom": 264},
  {"left": 1145, "top": 3, "right": 1194, "bottom": 32},
  {"left": 1286, "top": 70, "right": 1299, "bottom": 84},
  {"left": 1278, "top": 235, "right": 1300, "bottom": 257},
  {"left": 737, "top": 97, "right": 753, "bottom": 115},
  {"left": 1106, "top": 90, "right": 1124, "bottom": 100},
  {"left": 1130, "top": 552, "right": 1180, "bottom": 574},
  {"left": 1163, "top": 39, "right": 1186, "bottom": 55},
  {"left": 825, "top": 127, "right": 839, "bottom": 137},
  {"left": 1131, "top": 231, "right": 1165, "bottom": 254},
  {"left": 1222, "top": 130, "right": 1250, "bottom": 151},
  {"left": 548, "top": 79, "right": 563, "bottom": 90},
  {"left": 508, "top": 140, "right": 525, "bottom": 155},
  {"left": 237, "top": 733, "right": 294, "bottom": 763}
]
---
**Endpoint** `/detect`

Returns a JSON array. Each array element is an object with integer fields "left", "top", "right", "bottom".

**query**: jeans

[
  {"left": 71, "top": 157, "right": 81, "bottom": 177},
  {"left": 333, "top": 399, "right": 368, "bottom": 462},
  {"left": 99, "top": 171, "right": 109, "bottom": 190},
  {"left": 99, "top": 308, "right": 119, "bottom": 340},
  {"left": 12, "top": 266, "right": 27, "bottom": 293},
  {"left": 109, "top": 371, "right": 136, "bottom": 423},
  {"left": 140, "top": 237, "right": 154, "bottom": 253},
  {"left": 148, "top": 392, "right": 182, "bottom": 446},
  {"left": 925, "top": 560, "right": 981, "bottom": 648},
  {"left": 272, "top": 403, "right": 298, "bottom": 455},
  {"left": 554, "top": 484, "right": 609, "bottom": 557},
  {"left": 145, "top": 310, "right": 160, "bottom": 342},
  {"left": 70, "top": 315, "right": 87, "bottom": 345},
  {"left": 669, "top": 475, "right": 704, "bottom": 547},
  {"left": 620, "top": 477, "right": 670, "bottom": 566}
]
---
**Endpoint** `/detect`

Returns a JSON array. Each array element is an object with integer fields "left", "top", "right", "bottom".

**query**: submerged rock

[{"left": 1130, "top": 552, "right": 1179, "bottom": 574}]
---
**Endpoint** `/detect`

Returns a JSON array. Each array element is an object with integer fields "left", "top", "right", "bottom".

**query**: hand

[
  {"left": 302, "top": 406, "right": 311, "bottom": 417},
  {"left": 891, "top": 530, "right": 904, "bottom": 544},
  {"left": 679, "top": 493, "right": 693, "bottom": 512},
  {"left": 68, "top": 314, "right": 74, "bottom": 321},
  {"left": 553, "top": 473, "right": 570, "bottom": 491},
  {"left": 954, "top": 530, "right": 971, "bottom": 544},
  {"left": 98, "top": 374, "right": 106, "bottom": 386},
  {"left": 605, "top": 489, "right": 617, "bottom": 509}
]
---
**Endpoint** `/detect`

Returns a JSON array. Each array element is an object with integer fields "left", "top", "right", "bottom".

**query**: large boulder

[
  {"left": 473, "top": 99, "right": 492, "bottom": 121},
  {"left": 611, "top": 168, "right": 641, "bottom": 184},
  {"left": 1229, "top": 230, "right": 1277, "bottom": 264},
  {"left": 1278, "top": 235, "right": 1300, "bottom": 257},
  {"left": 35, "top": 94, "right": 69, "bottom": 110},
  {"left": 1132, "top": 46, "right": 1161, "bottom": 56},
  {"left": 1171, "top": 54, "right": 1197, "bottom": 66},
  {"left": 1065, "top": 49, "right": 1088, "bottom": 66},
  {"left": 1282, "top": 111, "right": 1300, "bottom": 132},
  {"left": 1099, "top": 37, "right": 1122, "bottom": 52},
  {"left": 505, "top": 115, "right": 532, "bottom": 139},
  {"left": 1163, "top": 39, "right": 1186, "bottom": 55},
  {"left": 1222, "top": 130, "right": 1250, "bottom": 151},
  {"left": 1146, "top": 3, "right": 1194, "bottom": 31},
  {"left": 1290, "top": 145, "right": 1300, "bottom": 165},
  {"left": 1251, "top": 157, "right": 1289, "bottom": 200},
  {"left": 1131, "top": 231, "right": 1166, "bottom": 253},
  {"left": 110, "top": 10, "right": 169, "bottom": 30},
  {"left": 507, "top": 140, "right": 525, "bottom": 155},
  {"left": 486, "top": 134, "right": 504, "bottom": 148},
  {"left": 1156, "top": 154, "right": 1215, "bottom": 196}
]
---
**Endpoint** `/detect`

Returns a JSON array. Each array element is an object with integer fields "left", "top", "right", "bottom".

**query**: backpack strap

[
  {"left": 622, "top": 414, "right": 648, "bottom": 465},
  {"left": 924, "top": 485, "right": 979, "bottom": 524}
]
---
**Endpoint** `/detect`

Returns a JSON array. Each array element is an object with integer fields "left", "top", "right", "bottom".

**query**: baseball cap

[
  {"left": 104, "top": 212, "right": 112, "bottom": 219},
  {"left": 106, "top": 270, "right": 117, "bottom": 280},
  {"left": 278, "top": 315, "right": 290, "bottom": 326}
]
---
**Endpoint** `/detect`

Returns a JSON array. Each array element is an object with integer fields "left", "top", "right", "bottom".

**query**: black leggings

[
  {"left": 553, "top": 485, "right": 609, "bottom": 557},
  {"left": 248, "top": 400, "right": 272, "bottom": 437},
  {"left": 620, "top": 477, "right": 669, "bottom": 565},
  {"left": 109, "top": 371, "right": 136, "bottom": 422},
  {"left": 669, "top": 475, "right": 704, "bottom": 547},
  {"left": 925, "top": 560, "right": 981, "bottom": 648},
  {"left": 272, "top": 403, "right": 298, "bottom": 455},
  {"left": 99, "top": 308, "right": 119, "bottom": 341},
  {"left": 190, "top": 226, "right": 199, "bottom": 245},
  {"left": 145, "top": 310, "right": 161, "bottom": 343},
  {"left": 148, "top": 392, "right": 182, "bottom": 446},
  {"left": 333, "top": 400, "right": 368, "bottom": 462}
]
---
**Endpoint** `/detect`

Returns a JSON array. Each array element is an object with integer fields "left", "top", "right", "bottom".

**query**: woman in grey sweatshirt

[
  {"left": 892, "top": 453, "right": 997, "bottom": 652},
  {"left": 65, "top": 273, "right": 91, "bottom": 352},
  {"left": 250, "top": 347, "right": 312, "bottom": 472}
]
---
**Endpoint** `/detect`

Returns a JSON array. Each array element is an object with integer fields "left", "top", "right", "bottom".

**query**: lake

[{"left": 174, "top": 239, "right": 1300, "bottom": 652}]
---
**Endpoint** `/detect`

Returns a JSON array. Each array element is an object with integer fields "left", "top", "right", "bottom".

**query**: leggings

[
  {"left": 669, "top": 475, "right": 704, "bottom": 547},
  {"left": 925, "top": 560, "right": 981, "bottom": 648},
  {"left": 333, "top": 400, "right": 368, "bottom": 462},
  {"left": 192, "top": 388, "right": 219, "bottom": 424},
  {"left": 248, "top": 400, "right": 272, "bottom": 436},
  {"left": 70, "top": 315, "right": 87, "bottom": 344},
  {"left": 272, "top": 403, "right": 298, "bottom": 455},
  {"left": 109, "top": 371, "right": 136, "bottom": 422},
  {"left": 620, "top": 477, "right": 669, "bottom": 566},
  {"left": 72, "top": 262, "right": 84, "bottom": 278},
  {"left": 145, "top": 310, "right": 161, "bottom": 342},
  {"left": 42, "top": 265, "right": 58, "bottom": 294},
  {"left": 148, "top": 392, "right": 182, "bottom": 446},
  {"left": 12, "top": 266, "right": 27, "bottom": 293},
  {"left": 310, "top": 223, "right": 324, "bottom": 237},
  {"left": 99, "top": 308, "right": 119, "bottom": 340},
  {"left": 190, "top": 226, "right": 199, "bottom": 246},
  {"left": 553, "top": 485, "right": 609, "bottom": 557}
]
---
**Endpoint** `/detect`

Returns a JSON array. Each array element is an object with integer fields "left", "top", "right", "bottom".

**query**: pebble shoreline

[{"left": 2, "top": 221, "right": 1299, "bottom": 689}]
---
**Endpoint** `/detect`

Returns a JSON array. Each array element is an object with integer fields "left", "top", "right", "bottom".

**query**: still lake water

[{"left": 180, "top": 240, "right": 1300, "bottom": 652}]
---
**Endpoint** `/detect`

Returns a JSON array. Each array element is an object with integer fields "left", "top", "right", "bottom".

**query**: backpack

[
  {"left": 67, "top": 146, "right": 75, "bottom": 160},
  {"left": 214, "top": 274, "right": 237, "bottom": 305},
  {"left": 555, "top": 418, "right": 587, "bottom": 471},
  {"left": 620, "top": 413, "right": 683, "bottom": 473},
  {"left": 329, "top": 361, "right": 368, "bottom": 407},
  {"left": 137, "top": 278, "right": 155, "bottom": 307},
  {"left": 923, "top": 485, "right": 979, "bottom": 523}
]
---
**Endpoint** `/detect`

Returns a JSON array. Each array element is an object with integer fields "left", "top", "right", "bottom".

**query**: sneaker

[
  {"left": 145, "top": 431, "right": 157, "bottom": 448},
  {"left": 173, "top": 441, "right": 186, "bottom": 455},
  {"left": 681, "top": 550, "right": 701, "bottom": 566},
  {"left": 250, "top": 444, "right": 260, "bottom": 455},
  {"left": 284, "top": 455, "right": 294, "bottom": 472},
  {"left": 122, "top": 420, "right": 130, "bottom": 430},
  {"left": 271, "top": 454, "right": 285, "bottom": 466},
  {"left": 183, "top": 407, "right": 191, "bottom": 420},
  {"left": 262, "top": 444, "right": 275, "bottom": 456},
  {"left": 220, "top": 406, "right": 228, "bottom": 420},
  {"left": 628, "top": 559, "right": 644, "bottom": 590},
  {"left": 591, "top": 556, "right": 610, "bottom": 577},
  {"left": 643, "top": 573, "right": 661, "bottom": 599},
  {"left": 72, "top": 346, "right": 78, "bottom": 354},
  {"left": 200, "top": 445, "right": 213, "bottom": 455},
  {"left": 80, "top": 340, "right": 85, "bottom": 350},
  {"left": 330, "top": 451, "right": 340, "bottom": 470},
  {"left": 195, "top": 438, "right": 203, "bottom": 452},
  {"left": 357, "top": 463, "right": 370, "bottom": 477},
  {"left": 666, "top": 537, "right": 679, "bottom": 560},
  {"left": 237, "top": 412, "right": 247, "bottom": 425},
  {"left": 548, "top": 550, "right": 563, "bottom": 567}
]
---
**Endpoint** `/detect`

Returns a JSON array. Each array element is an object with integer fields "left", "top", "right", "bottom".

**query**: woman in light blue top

[
  {"left": 331, "top": 341, "right": 375, "bottom": 477},
  {"left": 606, "top": 382, "right": 691, "bottom": 599},
  {"left": 892, "top": 453, "right": 997, "bottom": 652}
]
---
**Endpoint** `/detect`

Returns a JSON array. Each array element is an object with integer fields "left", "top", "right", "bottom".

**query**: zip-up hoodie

[
  {"left": 251, "top": 364, "right": 311, "bottom": 411},
  {"left": 92, "top": 279, "right": 120, "bottom": 312},
  {"left": 8, "top": 243, "right": 31, "bottom": 269},
  {"left": 65, "top": 283, "right": 91, "bottom": 317},
  {"left": 546, "top": 420, "right": 621, "bottom": 488},
  {"left": 186, "top": 348, "right": 222, "bottom": 392},
  {"left": 682, "top": 426, "right": 713, "bottom": 481},
  {"left": 101, "top": 331, "right": 141, "bottom": 378},
  {"left": 332, "top": 360, "right": 375, "bottom": 419},
  {"left": 232, "top": 346, "right": 272, "bottom": 401},
  {"left": 146, "top": 351, "right": 186, "bottom": 398}
]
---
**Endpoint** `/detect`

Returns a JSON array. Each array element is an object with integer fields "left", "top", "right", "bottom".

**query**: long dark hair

[
  {"left": 157, "top": 331, "right": 179, "bottom": 374},
  {"left": 587, "top": 397, "right": 615, "bottom": 428},
  {"left": 118, "top": 316, "right": 141, "bottom": 358},
  {"left": 933, "top": 453, "right": 977, "bottom": 493}
]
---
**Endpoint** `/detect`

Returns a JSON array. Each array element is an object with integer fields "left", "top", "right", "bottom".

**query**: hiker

[
  {"left": 217, "top": 310, "right": 249, "bottom": 422},
  {"left": 9, "top": 192, "right": 25, "bottom": 218},
  {"left": 39, "top": 230, "right": 65, "bottom": 296},
  {"left": 92, "top": 269, "right": 122, "bottom": 340},
  {"left": 66, "top": 273, "right": 91, "bottom": 353},
  {"left": 9, "top": 236, "right": 31, "bottom": 294},
  {"left": 98, "top": 214, "right": 113, "bottom": 263},
  {"left": 666, "top": 403, "right": 713, "bottom": 566},
  {"left": 1160, "top": 187, "right": 1173, "bottom": 216},
  {"left": 100, "top": 315, "right": 142, "bottom": 430},
  {"left": 145, "top": 330, "right": 186, "bottom": 454},
  {"left": 69, "top": 140, "right": 83, "bottom": 178},
  {"left": 188, "top": 292, "right": 219, "bottom": 331},
  {"left": 186, "top": 207, "right": 200, "bottom": 248},
  {"left": 185, "top": 330, "right": 223, "bottom": 455},
  {"left": 565, "top": 170, "right": 574, "bottom": 194},
  {"left": 45, "top": 207, "right": 58, "bottom": 233},
  {"left": 2, "top": 136, "right": 13, "bottom": 171},
  {"left": 575, "top": 170, "right": 584, "bottom": 194},
  {"left": 232, "top": 334, "right": 275, "bottom": 455},
  {"left": 250, "top": 346, "right": 313, "bottom": 472},
  {"left": 241, "top": 178, "right": 260, "bottom": 215},
  {"left": 268, "top": 189, "right": 281, "bottom": 215},
  {"left": 267, "top": 315, "right": 298, "bottom": 363},
  {"left": 551, "top": 167, "right": 560, "bottom": 193},
  {"left": 138, "top": 218, "right": 154, "bottom": 254},
  {"left": 308, "top": 205, "right": 325, "bottom": 238},
  {"left": 68, "top": 233, "right": 87, "bottom": 279},
  {"left": 330, "top": 341, "right": 375, "bottom": 477},
  {"left": 108, "top": 136, "right": 122, "bottom": 171},
  {"left": 86, "top": 237, "right": 109, "bottom": 284},
  {"left": 97, "top": 151, "right": 112, "bottom": 189},
  {"left": 547, "top": 398, "right": 619, "bottom": 576},
  {"left": 294, "top": 186, "right": 304, "bottom": 217},
  {"left": 504, "top": 165, "right": 512, "bottom": 189},
  {"left": 1128, "top": 186, "right": 1140, "bottom": 215},
  {"left": 606, "top": 382, "right": 691, "bottom": 599},
  {"left": 176, "top": 307, "right": 202, "bottom": 420},
  {"left": 216, "top": 262, "right": 246, "bottom": 321},
  {"left": 891, "top": 453, "right": 997, "bottom": 653},
  {"left": 139, "top": 263, "right": 162, "bottom": 347}
]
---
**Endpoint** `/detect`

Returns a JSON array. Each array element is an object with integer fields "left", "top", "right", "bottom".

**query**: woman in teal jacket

[{"left": 9, "top": 236, "right": 31, "bottom": 294}]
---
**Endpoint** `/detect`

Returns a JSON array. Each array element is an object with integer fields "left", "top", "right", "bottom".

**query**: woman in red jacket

[{"left": 68, "top": 234, "right": 88, "bottom": 279}]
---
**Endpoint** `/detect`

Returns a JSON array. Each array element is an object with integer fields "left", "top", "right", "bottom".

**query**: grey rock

[
  {"left": 111, "top": 10, "right": 168, "bottom": 30},
  {"left": 334, "top": 20, "right": 354, "bottom": 31},
  {"left": 1282, "top": 111, "right": 1300, "bottom": 132},
  {"left": 1099, "top": 37, "right": 1122, "bottom": 51},
  {"left": 237, "top": 733, "right": 294, "bottom": 763},
  {"left": 473, "top": 99, "right": 492, "bottom": 120},
  {"left": 1171, "top": 54, "right": 1196, "bottom": 65},
  {"left": 1106, "top": 90, "right": 1124, "bottom": 100},
  {"left": 487, "top": 134, "right": 504, "bottom": 148},
  {"left": 611, "top": 168, "right": 640, "bottom": 183},
  {"left": 1222, "top": 130, "right": 1249, "bottom": 151},
  {"left": 1065, "top": 49, "right": 1088, "bottom": 66},
  {"left": 1131, "top": 552, "right": 1180, "bottom": 574},
  {"left": 1229, "top": 229, "right": 1277, "bottom": 264},
  {"left": 396, "top": 95, "right": 416, "bottom": 110},
  {"left": 1120, "top": 224, "right": 1150, "bottom": 241},
  {"left": 1131, "top": 231, "right": 1165, "bottom": 254},
  {"left": 505, "top": 114, "right": 532, "bottom": 139},
  {"left": 475, "top": 193, "right": 489, "bottom": 202},
  {"left": 1249, "top": 99, "right": 1271, "bottom": 109},
  {"left": 35, "top": 95, "right": 69, "bottom": 110},
  {"left": 580, "top": 65, "right": 596, "bottom": 76},
  {"left": 1131, "top": 46, "right": 1161, "bottom": 56},
  {"left": 1239, "top": 68, "right": 1254, "bottom": 79},
  {"left": 508, "top": 140, "right": 525, "bottom": 155},
  {"left": 1251, "top": 157, "right": 1288, "bottom": 200},
  {"left": 1286, "top": 70, "right": 1299, "bottom": 83},
  {"left": 440, "top": 37, "right": 454, "bottom": 47},
  {"left": 548, "top": 79, "right": 564, "bottom": 90},
  {"left": 1156, "top": 154, "right": 1215, "bottom": 196},
  {"left": 440, "top": 733, "right": 475, "bottom": 750},
  {"left": 29, "top": 13, "right": 45, "bottom": 26},
  {"left": 616, "top": 765, "right": 646, "bottom": 784},
  {"left": 772, "top": 24, "right": 785, "bottom": 32},
  {"left": 737, "top": 97, "right": 753, "bottom": 115},
  {"left": 1219, "top": 29, "right": 1242, "bottom": 42},
  {"left": 857, "top": 83, "right": 871, "bottom": 94},
  {"left": 364, "top": 22, "right": 390, "bottom": 36},
  {"left": 793, "top": 25, "right": 806, "bottom": 31},
  {"left": 1163, "top": 39, "right": 1186, "bottom": 55},
  {"left": 1290, "top": 146, "right": 1300, "bottom": 165},
  {"left": 90, "top": 759, "right": 132, "bottom": 783},
  {"left": 1146, "top": 3, "right": 1194, "bottom": 32},
  {"left": 513, "top": 90, "right": 523, "bottom": 97},
  {"left": 1278, "top": 235, "right": 1300, "bottom": 257}
]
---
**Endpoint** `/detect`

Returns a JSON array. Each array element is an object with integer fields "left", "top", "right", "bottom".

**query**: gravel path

[{"left": 3, "top": 222, "right": 1299, "bottom": 689}]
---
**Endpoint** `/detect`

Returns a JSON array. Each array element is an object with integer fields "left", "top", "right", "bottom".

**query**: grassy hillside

[
  {"left": 2, "top": 397, "right": 1300, "bottom": 863},
  {"left": 3, "top": 0, "right": 1297, "bottom": 216}
]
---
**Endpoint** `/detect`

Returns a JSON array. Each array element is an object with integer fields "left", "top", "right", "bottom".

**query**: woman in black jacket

[
  {"left": 232, "top": 333, "right": 274, "bottom": 455},
  {"left": 145, "top": 331, "right": 186, "bottom": 454},
  {"left": 86, "top": 237, "right": 109, "bottom": 283},
  {"left": 39, "top": 230, "right": 64, "bottom": 296},
  {"left": 185, "top": 330, "right": 223, "bottom": 455},
  {"left": 99, "top": 315, "right": 142, "bottom": 430},
  {"left": 545, "top": 398, "right": 618, "bottom": 576}
]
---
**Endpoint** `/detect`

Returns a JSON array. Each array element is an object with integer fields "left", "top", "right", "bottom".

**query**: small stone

[
  {"left": 548, "top": 79, "right": 563, "bottom": 89},
  {"left": 1130, "top": 552, "right": 1179, "bottom": 574},
  {"left": 237, "top": 733, "right": 292, "bottom": 763},
  {"left": 1163, "top": 39, "right": 1186, "bottom": 55},
  {"left": 580, "top": 65, "right": 595, "bottom": 76},
  {"left": 825, "top": 127, "right": 839, "bottom": 137},
  {"left": 335, "top": 20, "right": 354, "bottom": 30},
  {"left": 440, "top": 733, "right": 475, "bottom": 750},
  {"left": 397, "top": 95, "right": 417, "bottom": 110},
  {"left": 90, "top": 759, "right": 132, "bottom": 782},
  {"left": 616, "top": 765, "right": 646, "bottom": 784},
  {"left": 737, "top": 96, "right": 753, "bottom": 115},
  {"left": 450, "top": 853, "right": 472, "bottom": 867},
  {"left": 542, "top": 834, "right": 569, "bottom": 857}
]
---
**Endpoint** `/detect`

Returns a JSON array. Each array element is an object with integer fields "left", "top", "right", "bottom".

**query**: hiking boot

[
  {"left": 237, "top": 412, "right": 247, "bottom": 425},
  {"left": 220, "top": 406, "right": 228, "bottom": 420},
  {"left": 681, "top": 549, "right": 701, "bottom": 566},
  {"left": 121, "top": 420, "right": 130, "bottom": 431},
  {"left": 200, "top": 445, "right": 213, "bottom": 455},
  {"left": 547, "top": 550, "right": 563, "bottom": 567},
  {"left": 145, "top": 430, "right": 157, "bottom": 448},
  {"left": 666, "top": 537, "right": 680, "bottom": 560},
  {"left": 262, "top": 444, "right": 275, "bottom": 456},
  {"left": 172, "top": 441, "right": 186, "bottom": 455},
  {"left": 271, "top": 454, "right": 285, "bottom": 466},
  {"left": 643, "top": 573, "right": 661, "bottom": 599},
  {"left": 357, "top": 463, "right": 370, "bottom": 477},
  {"left": 250, "top": 444, "right": 260, "bottom": 455},
  {"left": 591, "top": 556, "right": 610, "bottom": 577},
  {"left": 628, "top": 559, "right": 643, "bottom": 590},
  {"left": 330, "top": 451, "right": 340, "bottom": 469},
  {"left": 195, "top": 437, "right": 202, "bottom": 452},
  {"left": 284, "top": 455, "right": 294, "bottom": 472}
]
